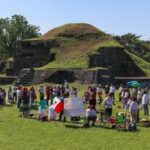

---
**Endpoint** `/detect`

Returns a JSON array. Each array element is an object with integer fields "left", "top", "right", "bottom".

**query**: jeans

[{"left": 143, "top": 104, "right": 149, "bottom": 115}]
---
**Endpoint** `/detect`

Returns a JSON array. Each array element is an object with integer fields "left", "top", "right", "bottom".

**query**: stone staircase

[{"left": 14, "top": 68, "right": 34, "bottom": 86}]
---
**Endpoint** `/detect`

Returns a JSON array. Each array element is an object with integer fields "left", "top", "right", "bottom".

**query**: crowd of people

[{"left": 0, "top": 81, "right": 149, "bottom": 127}]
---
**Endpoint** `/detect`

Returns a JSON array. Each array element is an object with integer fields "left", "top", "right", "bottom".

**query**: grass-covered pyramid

[{"left": 26, "top": 23, "right": 150, "bottom": 77}]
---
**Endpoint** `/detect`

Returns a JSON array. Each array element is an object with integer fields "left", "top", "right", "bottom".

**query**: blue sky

[{"left": 0, "top": 0, "right": 149, "bottom": 39}]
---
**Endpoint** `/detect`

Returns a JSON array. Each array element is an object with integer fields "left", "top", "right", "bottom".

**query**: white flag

[{"left": 64, "top": 97, "right": 85, "bottom": 117}]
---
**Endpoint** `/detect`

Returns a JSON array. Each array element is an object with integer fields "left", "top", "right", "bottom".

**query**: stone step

[{"left": 13, "top": 68, "right": 34, "bottom": 86}]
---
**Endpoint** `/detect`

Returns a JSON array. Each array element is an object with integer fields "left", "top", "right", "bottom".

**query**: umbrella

[{"left": 127, "top": 81, "right": 142, "bottom": 88}]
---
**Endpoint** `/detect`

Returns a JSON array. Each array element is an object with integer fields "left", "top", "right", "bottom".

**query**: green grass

[
  {"left": 1, "top": 106, "right": 150, "bottom": 150},
  {"left": 86, "top": 67, "right": 108, "bottom": 71},
  {"left": 0, "top": 84, "right": 150, "bottom": 150},
  {"left": 0, "top": 73, "right": 6, "bottom": 77},
  {"left": 36, "top": 54, "right": 89, "bottom": 70},
  {"left": 36, "top": 39, "right": 121, "bottom": 70},
  {"left": 143, "top": 52, "right": 150, "bottom": 62},
  {"left": 125, "top": 50, "right": 150, "bottom": 77},
  {"left": 90, "top": 40, "right": 123, "bottom": 55}
]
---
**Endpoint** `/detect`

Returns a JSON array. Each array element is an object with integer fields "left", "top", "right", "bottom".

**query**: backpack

[{"left": 128, "top": 123, "right": 137, "bottom": 131}]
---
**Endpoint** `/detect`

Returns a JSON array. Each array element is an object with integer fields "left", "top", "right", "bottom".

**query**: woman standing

[
  {"left": 129, "top": 97, "right": 139, "bottom": 123},
  {"left": 104, "top": 93, "right": 114, "bottom": 117},
  {"left": 21, "top": 88, "right": 30, "bottom": 118}
]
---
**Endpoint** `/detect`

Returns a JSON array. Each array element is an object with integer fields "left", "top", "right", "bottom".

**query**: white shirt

[
  {"left": 124, "top": 92, "right": 129, "bottom": 99},
  {"left": 142, "top": 94, "right": 149, "bottom": 105},
  {"left": 118, "top": 87, "right": 123, "bottom": 93},
  {"left": 17, "top": 89, "right": 22, "bottom": 98},
  {"left": 137, "top": 90, "right": 143, "bottom": 99},
  {"left": 129, "top": 101, "right": 139, "bottom": 112},
  {"left": 86, "top": 108, "right": 96, "bottom": 117},
  {"left": 109, "top": 86, "right": 115, "bottom": 93},
  {"left": 105, "top": 97, "right": 113, "bottom": 108},
  {"left": 39, "top": 87, "right": 44, "bottom": 94}
]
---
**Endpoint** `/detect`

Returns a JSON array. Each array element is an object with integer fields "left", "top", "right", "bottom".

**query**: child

[{"left": 38, "top": 96, "right": 47, "bottom": 121}]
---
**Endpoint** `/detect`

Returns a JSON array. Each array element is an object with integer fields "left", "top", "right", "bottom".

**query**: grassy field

[
  {"left": 0, "top": 74, "right": 6, "bottom": 77},
  {"left": 0, "top": 84, "right": 150, "bottom": 150}
]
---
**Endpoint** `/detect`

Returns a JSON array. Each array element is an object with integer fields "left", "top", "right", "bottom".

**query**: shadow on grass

[
  {"left": 65, "top": 124, "right": 83, "bottom": 129},
  {"left": 64, "top": 123, "right": 141, "bottom": 133},
  {"left": 0, "top": 106, "right": 3, "bottom": 110}
]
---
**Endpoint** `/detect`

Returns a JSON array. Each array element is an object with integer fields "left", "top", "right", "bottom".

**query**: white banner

[{"left": 64, "top": 97, "right": 85, "bottom": 117}]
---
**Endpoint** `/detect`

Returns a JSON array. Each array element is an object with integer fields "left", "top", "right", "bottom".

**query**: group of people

[
  {"left": 0, "top": 82, "right": 149, "bottom": 127},
  {"left": 117, "top": 85, "right": 149, "bottom": 124}
]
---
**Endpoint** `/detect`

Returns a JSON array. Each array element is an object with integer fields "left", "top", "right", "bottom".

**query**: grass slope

[
  {"left": 125, "top": 50, "right": 150, "bottom": 77},
  {"left": 36, "top": 39, "right": 118, "bottom": 70},
  {"left": 35, "top": 23, "right": 115, "bottom": 70}
]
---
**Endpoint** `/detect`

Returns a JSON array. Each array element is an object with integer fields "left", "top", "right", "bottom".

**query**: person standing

[
  {"left": 0, "top": 88, "right": 4, "bottom": 105},
  {"left": 45, "top": 86, "right": 51, "bottom": 105},
  {"left": 0, "top": 88, "right": 6, "bottom": 105},
  {"left": 17, "top": 86, "right": 23, "bottom": 108},
  {"left": 38, "top": 95, "right": 47, "bottom": 121},
  {"left": 97, "top": 85, "right": 103, "bottom": 104},
  {"left": 129, "top": 97, "right": 139, "bottom": 123},
  {"left": 21, "top": 88, "right": 30, "bottom": 118},
  {"left": 8, "top": 86, "right": 13, "bottom": 103},
  {"left": 142, "top": 91, "right": 149, "bottom": 116},
  {"left": 86, "top": 105, "right": 97, "bottom": 126},
  {"left": 12, "top": 85, "right": 17, "bottom": 103},
  {"left": 118, "top": 84, "right": 123, "bottom": 102},
  {"left": 71, "top": 87, "right": 77, "bottom": 97},
  {"left": 29, "top": 86, "right": 36, "bottom": 104},
  {"left": 104, "top": 93, "right": 114, "bottom": 117},
  {"left": 137, "top": 88, "right": 143, "bottom": 105},
  {"left": 89, "top": 88, "right": 96, "bottom": 109},
  {"left": 39, "top": 84, "right": 44, "bottom": 99},
  {"left": 122, "top": 88, "right": 130, "bottom": 109},
  {"left": 109, "top": 84, "right": 115, "bottom": 101}
]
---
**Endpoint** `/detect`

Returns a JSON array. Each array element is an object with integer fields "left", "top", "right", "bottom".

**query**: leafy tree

[
  {"left": 0, "top": 15, "right": 41, "bottom": 57},
  {"left": 114, "top": 33, "right": 150, "bottom": 62}
]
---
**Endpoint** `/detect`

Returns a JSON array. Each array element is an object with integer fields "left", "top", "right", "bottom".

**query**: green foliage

[
  {"left": 0, "top": 14, "right": 41, "bottom": 57},
  {"left": 143, "top": 52, "right": 150, "bottom": 62},
  {"left": 90, "top": 40, "right": 122, "bottom": 54},
  {"left": 36, "top": 52, "right": 89, "bottom": 70},
  {"left": 125, "top": 50, "right": 150, "bottom": 76},
  {"left": 114, "top": 33, "right": 150, "bottom": 62}
]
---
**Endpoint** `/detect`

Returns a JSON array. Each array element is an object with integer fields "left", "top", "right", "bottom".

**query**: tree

[
  {"left": 113, "top": 33, "right": 150, "bottom": 62},
  {"left": 0, "top": 15, "right": 41, "bottom": 57}
]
